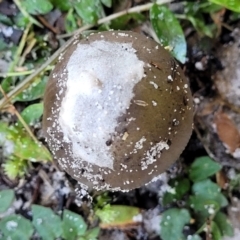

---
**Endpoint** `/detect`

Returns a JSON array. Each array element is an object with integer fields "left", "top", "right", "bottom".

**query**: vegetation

[{"left": 0, "top": 0, "right": 240, "bottom": 239}]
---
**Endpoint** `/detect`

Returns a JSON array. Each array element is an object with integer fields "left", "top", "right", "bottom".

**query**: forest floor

[{"left": 0, "top": 0, "right": 240, "bottom": 240}]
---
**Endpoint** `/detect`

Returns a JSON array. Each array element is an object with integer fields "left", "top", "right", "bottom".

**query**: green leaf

[
  {"left": 150, "top": 4, "right": 186, "bottom": 63},
  {"left": 110, "top": 13, "right": 145, "bottom": 30},
  {"left": 19, "top": 103, "right": 43, "bottom": 126},
  {"left": 95, "top": 205, "right": 141, "bottom": 228},
  {"left": 163, "top": 178, "right": 190, "bottom": 205},
  {"left": 209, "top": 0, "right": 240, "bottom": 13},
  {"left": 13, "top": 12, "right": 30, "bottom": 28},
  {"left": 62, "top": 210, "right": 87, "bottom": 240},
  {"left": 32, "top": 205, "right": 62, "bottom": 240},
  {"left": 3, "top": 157, "right": 28, "bottom": 179},
  {"left": 0, "top": 214, "right": 34, "bottom": 240},
  {"left": 0, "top": 122, "right": 51, "bottom": 165},
  {"left": 214, "top": 212, "right": 234, "bottom": 237},
  {"left": 21, "top": 0, "right": 53, "bottom": 15},
  {"left": 65, "top": 9, "right": 78, "bottom": 33},
  {"left": 101, "top": 0, "right": 112, "bottom": 8},
  {"left": 192, "top": 179, "right": 228, "bottom": 207},
  {"left": 188, "top": 196, "right": 220, "bottom": 222},
  {"left": 183, "top": 2, "right": 222, "bottom": 15},
  {"left": 186, "top": 15, "right": 216, "bottom": 38},
  {"left": 211, "top": 221, "right": 222, "bottom": 240},
  {"left": 14, "top": 76, "right": 48, "bottom": 102},
  {"left": 74, "top": 0, "right": 103, "bottom": 24},
  {"left": 160, "top": 208, "right": 190, "bottom": 240},
  {"left": 189, "top": 156, "right": 222, "bottom": 182},
  {"left": 0, "top": 189, "right": 15, "bottom": 213},
  {"left": 199, "top": 2, "right": 223, "bottom": 13},
  {"left": 84, "top": 227, "right": 100, "bottom": 240},
  {"left": 50, "top": 0, "right": 71, "bottom": 11},
  {"left": 9, "top": 126, "right": 51, "bottom": 161}
]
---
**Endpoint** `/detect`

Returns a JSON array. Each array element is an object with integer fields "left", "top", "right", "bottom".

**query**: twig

[
  {"left": 193, "top": 124, "right": 216, "bottom": 161},
  {"left": 37, "top": 15, "right": 58, "bottom": 34},
  {"left": 0, "top": 66, "right": 53, "bottom": 77},
  {"left": 18, "top": 38, "right": 37, "bottom": 67},
  {"left": 0, "top": 0, "right": 172, "bottom": 109},
  {"left": 7, "top": 23, "right": 32, "bottom": 74}
]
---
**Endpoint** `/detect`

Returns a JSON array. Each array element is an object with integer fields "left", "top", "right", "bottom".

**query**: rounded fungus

[{"left": 43, "top": 31, "right": 193, "bottom": 191}]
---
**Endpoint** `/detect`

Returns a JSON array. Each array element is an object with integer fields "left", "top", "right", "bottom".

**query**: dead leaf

[
  {"left": 211, "top": 8, "right": 226, "bottom": 37},
  {"left": 197, "top": 97, "right": 221, "bottom": 116},
  {"left": 216, "top": 170, "right": 228, "bottom": 189},
  {"left": 214, "top": 112, "right": 240, "bottom": 153}
]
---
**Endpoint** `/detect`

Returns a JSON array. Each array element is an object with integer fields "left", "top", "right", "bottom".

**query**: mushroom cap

[{"left": 43, "top": 31, "right": 193, "bottom": 191}]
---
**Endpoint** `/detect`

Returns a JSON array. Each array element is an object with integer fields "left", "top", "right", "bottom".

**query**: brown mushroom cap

[{"left": 43, "top": 31, "right": 193, "bottom": 191}]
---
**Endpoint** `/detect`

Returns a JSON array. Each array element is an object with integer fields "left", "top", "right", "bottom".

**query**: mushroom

[{"left": 43, "top": 31, "right": 193, "bottom": 191}]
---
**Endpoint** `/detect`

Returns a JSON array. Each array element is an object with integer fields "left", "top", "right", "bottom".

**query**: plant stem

[
  {"left": 13, "top": 0, "right": 43, "bottom": 27},
  {"left": 7, "top": 23, "right": 32, "bottom": 73},
  {"left": 0, "top": 65, "right": 53, "bottom": 77}
]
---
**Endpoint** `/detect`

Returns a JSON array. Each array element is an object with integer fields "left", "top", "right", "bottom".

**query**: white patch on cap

[
  {"left": 58, "top": 40, "right": 144, "bottom": 169},
  {"left": 141, "top": 141, "right": 169, "bottom": 170}
]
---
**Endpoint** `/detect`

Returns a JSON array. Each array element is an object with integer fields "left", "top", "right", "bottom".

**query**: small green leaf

[
  {"left": 9, "top": 126, "right": 51, "bottom": 161},
  {"left": 150, "top": 4, "right": 186, "bottom": 63},
  {"left": 74, "top": 0, "right": 103, "bottom": 24},
  {"left": 188, "top": 196, "right": 220, "bottom": 222},
  {"left": 84, "top": 227, "right": 100, "bottom": 240},
  {"left": 214, "top": 212, "right": 234, "bottom": 237},
  {"left": 186, "top": 15, "right": 216, "bottom": 38},
  {"left": 19, "top": 103, "right": 43, "bottom": 126},
  {"left": 163, "top": 178, "right": 190, "bottom": 205},
  {"left": 160, "top": 208, "right": 190, "bottom": 240},
  {"left": 13, "top": 12, "right": 30, "bottom": 28},
  {"left": 192, "top": 179, "right": 228, "bottom": 207},
  {"left": 0, "top": 189, "right": 15, "bottom": 213},
  {"left": 189, "top": 156, "right": 222, "bottom": 182},
  {"left": 110, "top": 13, "right": 145, "bottom": 30},
  {"left": 0, "top": 215, "right": 34, "bottom": 240},
  {"left": 62, "top": 210, "right": 87, "bottom": 240},
  {"left": 183, "top": 2, "right": 222, "bottom": 15},
  {"left": 14, "top": 76, "right": 48, "bottom": 102},
  {"left": 65, "top": 8, "right": 78, "bottom": 33},
  {"left": 21, "top": 0, "right": 53, "bottom": 15},
  {"left": 211, "top": 221, "right": 222, "bottom": 240},
  {"left": 3, "top": 157, "right": 28, "bottom": 180},
  {"left": 101, "top": 0, "right": 112, "bottom": 8},
  {"left": 199, "top": 2, "right": 223, "bottom": 13},
  {"left": 50, "top": 0, "right": 71, "bottom": 11},
  {"left": 209, "top": 0, "right": 240, "bottom": 13},
  {"left": 0, "top": 121, "right": 51, "bottom": 172},
  {"left": 32, "top": 205, "right": 62, "bottom": 240},
  {"left": 96, "top": 205, "right": 141, "bottom": 228}
]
